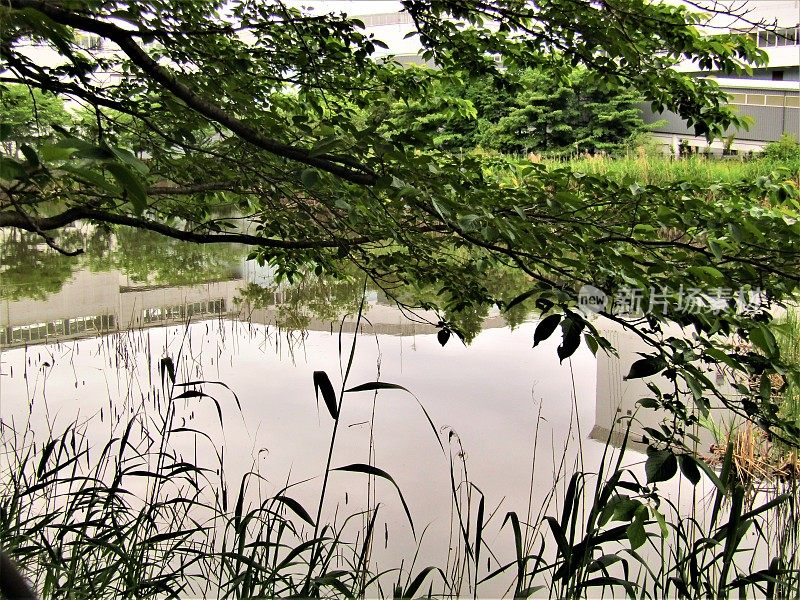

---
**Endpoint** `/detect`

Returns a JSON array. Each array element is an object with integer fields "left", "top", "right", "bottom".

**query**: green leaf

[
  {"left": 345, "top": 381, "right": 410, "bottom": 394},
  {"left": 343, "top": 380, "right": 444, "bottom": 452},
  {"left": 612, "top": 497, "right": 643, "bottom": 522},
  {"left": 457, "top": 214, "right": 480, "bottom": 231},
  {"left": 20, "top": 144, "right": 39, "bottom": 167},
  {"left": 159, "top": 357, "right": 176, "bottom": 385},
  {"left": 309, "top": 136, "right": 342, "bottom": 157},
  {"left": 401, "top": 566, "right": 443, "bottom": 599},
  {"left": 505, "top": 288, "right": 537, "bottom": 311},
  {"left": 58, "top": 164, "right": 120, "bottom": 195},
  {"left": 685, "top": 373, "right": 704, "bottom": 402},
  {"left": 106, "top": 162, "right": 147, "bottom": 214},
  {"left": 301, "top": 168, "right": 321, "bottom": 188},
  {"left": 75, "top": 145, "right": 116, "bottom": 160},
  {"left": 557, "top": 315, "right": 584, "bottom": 362},
  {"left": 637, "top": 397, "right": 659, "bottom": 409},
  {"left": 108, "top": 145, "right": 148, "bottom": 174},
  {"left": 708, "top": 238, "right": 723, "bottom": 260},
  {"left": 54, "top": 136, "right": 97, "bottom": 152},
  {"left": 333, "top": 463, "right": 415, "bottom": 536},
  {"left": 312, "top": 371, "right": 338, "bottom": 420},
  {"left": 273, "top": 495, "right": 315, "bottom": 527},
  {"left": 749, "top": 325, "right": 778, "bottom": 357},
  {"left": 587, "top": 554, "right": 623, "bottom": 573},
  {"left": 626, "top": 510, "right": 647, "bottom": 550},
  {"left": 678, "top": 454, "right": 701, "bottom": 485},
  {"left": 577, "top": 576, "right": 636, "bottom": 598},
  {"left": 651, "top": 507, "right": 669, "bottom": 538},
  {"left": 645, "top": 446, "right": 678, "bottom": 484},
  {"left": 39, "top": 144, "right": 77, "bottom": 161},
  {"left": 533, "top": 314, "right": 561, "bottom": 347},
  {"left": 0, "top": 157, "right": 27, "bottom": 181},
  {"left": 624, "top": 356, "right": 666, "bottom": 380},
  {"left": 584, "top": 333, "right": 599, "bottom": 356}
]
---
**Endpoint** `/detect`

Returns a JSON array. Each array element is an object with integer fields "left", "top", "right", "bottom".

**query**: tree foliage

[
  {"left": 0, "top": 83, "right": 69, "bottom": 156},
  {"left": 384, "top": 67, "right": 650, "bottom": 155},
  {"left": 1, "top": 0, "right": 799, "bottom": 449}
]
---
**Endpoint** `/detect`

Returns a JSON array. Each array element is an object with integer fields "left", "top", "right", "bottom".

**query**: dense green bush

[
  {"left": 763, "top": 134, "right": 800, "bottom": 162},
  {"left": 376, "top": 66, "right": 649, "bottom": 156}
]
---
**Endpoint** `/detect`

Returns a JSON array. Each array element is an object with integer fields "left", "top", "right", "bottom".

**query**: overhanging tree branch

[
  {"left": 6, "top": 0, "right": 379, "bottom": 186},
  {"left": 0, "top": 206, "right": 376, "bottom": 249}
]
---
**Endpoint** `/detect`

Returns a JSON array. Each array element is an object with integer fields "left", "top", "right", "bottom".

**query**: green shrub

[{"left": 763, "top": 134, "right": 800, "bottom": 162}]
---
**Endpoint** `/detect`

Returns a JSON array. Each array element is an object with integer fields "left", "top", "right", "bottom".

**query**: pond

[{"left": 0, "top": 228, "right": 793, "bottom": 598}]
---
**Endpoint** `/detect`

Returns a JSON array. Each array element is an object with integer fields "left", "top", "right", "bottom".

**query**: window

[
  {"left": 754, "top": 27, "right": 799, "bottom": 47},
  {"left": 76, "top": 34, "right": 103, "bottom": 50},
  {"left": 143, "top": 307, "right": 163, "bottom": 323},
  {"left": 772, "top": 70, "right": 784, "bottom": 81},
  {"left": 766, "top": 95, "right": 785, "bottom": 106},
  {"left": 747, "top": 94, "right": 766, "bottom": 105},
  {"left": 786, "top": 96, "right": 800, "bottom": 108},
  {"left": 777, "top": 27, "right": 799, "bottom": 45},
  {"left": 12, "top": 324, "right": 47, "bottom": 341},
  {"left": 728, "top": 93, "right": 747, "bottom": 104}
]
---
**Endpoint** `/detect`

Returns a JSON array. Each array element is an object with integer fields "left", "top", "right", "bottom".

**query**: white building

[
  {"left": 7, "top": 1, "right": 798, "bottom": 153},
  {"left": 644, "top": 0, "right": 800, "bottom": 154}
]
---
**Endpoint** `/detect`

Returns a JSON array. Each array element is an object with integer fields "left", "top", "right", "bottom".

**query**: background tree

[
  {"left": 482, "top": 68, "right": 650, "bottom": 155},
  {"left": 0, "top": 84, "right": 69, "bottom": 157},
  {"left": 382, "top": 67, "right": 650, "bottom": 155},
  {"left": 0, "top": 229, "right": 82, "bottom": 300}
]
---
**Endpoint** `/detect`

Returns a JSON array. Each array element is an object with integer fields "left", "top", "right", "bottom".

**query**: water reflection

[
  {"left": 2, "top": 228, "right": 736, "bottom": 450},
  {"left": 0, "top": 229, "right": 87, "bottom": 300},
  {"left": 0, "top": 229, "right": 751, "bottom": 596},
  {"left": 1, "top": 228, "right": 728, "bottom": 451}
]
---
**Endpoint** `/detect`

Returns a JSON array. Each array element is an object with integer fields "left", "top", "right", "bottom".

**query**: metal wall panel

[{"left": 642, "top": 105, "right": 800, "bottom": 142}]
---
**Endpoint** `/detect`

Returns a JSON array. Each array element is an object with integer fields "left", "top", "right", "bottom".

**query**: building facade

[{"left": 644, "top": 1, "right": 800, "bottom": 154}]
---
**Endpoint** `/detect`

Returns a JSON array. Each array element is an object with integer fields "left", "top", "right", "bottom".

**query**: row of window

[
  {"left": 744, "top": 27, "right": 800, "bottom": 48},
  {"left": 75, "top": 34, "right": 104, "bottom": 50},
  {"left": 727, "top": 93, "right": 800, "bottom": 107},
  {"left": 1, "top": 300, "right": 228, "bottom": 345},
  {"left": 0, "top": 315, "right": 116, "bottom": 345},
  {"left": 360, "top": 12, "right": 415, "bottom": 27},
  {"left": 141, "top": 299, "right": 226, "bottom": 324}
]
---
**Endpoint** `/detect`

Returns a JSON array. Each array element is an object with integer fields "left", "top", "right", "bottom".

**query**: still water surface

[{"left": 0, "top": 230, "right": 723, "bottom": 596}]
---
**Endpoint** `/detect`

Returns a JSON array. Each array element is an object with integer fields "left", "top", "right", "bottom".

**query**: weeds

[
  {"left": 2, "top": 316, "right": 800, "bottom": 598},
  {"left": 551, "top": 153, "right": 800, "bottom": 187}
]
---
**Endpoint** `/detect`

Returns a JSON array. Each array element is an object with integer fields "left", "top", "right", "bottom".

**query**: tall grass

[
  {"left": 550, "top": 153, "right": 800, "bottom": 187},
  {"left": 2, "top": 318, "right": 799, "bottom": 598},
  {"left": 775, "top": 309, "right": 800, "bottom": 429}
]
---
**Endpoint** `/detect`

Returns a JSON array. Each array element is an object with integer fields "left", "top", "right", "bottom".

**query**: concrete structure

[
  {"left": 590, "top": 321, "right": 741, "bottom": 453},
  {"left": 0, "top": 269, "right": 241, "bottom": 347},
  {"left": 645, "top": 1, "right": 800, "bottom": 154}
]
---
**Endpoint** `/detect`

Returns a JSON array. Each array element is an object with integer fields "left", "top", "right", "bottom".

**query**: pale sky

[
  {"left": 288, "top": 1, "right": 799, "bottom": 28},
  {"left": 287, "top": 1, "right": 403, "bottom": 15}
]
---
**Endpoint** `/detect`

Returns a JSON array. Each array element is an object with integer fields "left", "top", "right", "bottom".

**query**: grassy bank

[{"left": 553, "top": 153, "right": 800, "bottom": 187}]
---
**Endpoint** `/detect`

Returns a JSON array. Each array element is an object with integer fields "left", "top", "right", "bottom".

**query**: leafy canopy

[
  {"left": 381, "top": 66, "right": 650, "bottom": 155},
  {"left": 1, "top": 1, "right": 800, "bottom": 451}
]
